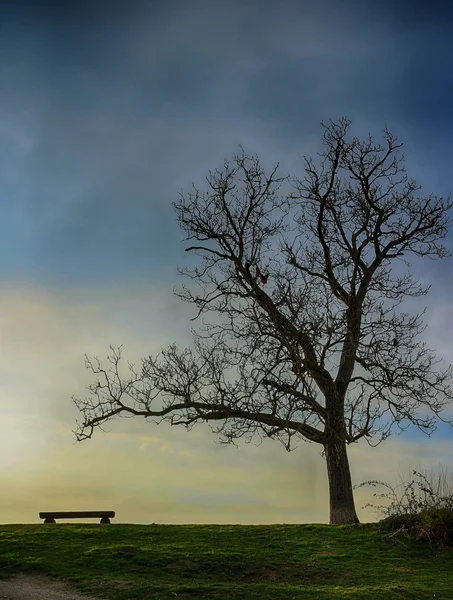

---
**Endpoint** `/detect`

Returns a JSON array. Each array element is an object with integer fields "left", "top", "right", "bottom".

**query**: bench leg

[
  {"left": 100, "top": 517, "right": 111, "bottom": 524},
  {"left": 43, "top": 518, "right": 56, "bottom": 524}
]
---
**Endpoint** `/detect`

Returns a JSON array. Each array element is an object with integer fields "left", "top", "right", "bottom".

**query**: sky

[{"left": 1, "top": 0, "right": 453, "bottom": 525}]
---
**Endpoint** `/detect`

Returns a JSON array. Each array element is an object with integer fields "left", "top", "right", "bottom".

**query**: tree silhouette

[{"left": 73, "top": 117, "right": 453, "bottom": 524}]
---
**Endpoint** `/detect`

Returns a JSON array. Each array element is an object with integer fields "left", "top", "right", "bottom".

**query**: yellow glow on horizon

[{"left": 0, "top": 281, "right": 452, "bottom": 525}]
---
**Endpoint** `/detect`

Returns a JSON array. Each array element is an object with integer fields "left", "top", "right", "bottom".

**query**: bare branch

[{"left": 72, "top": 119, "right": 453, "bottom": 525}]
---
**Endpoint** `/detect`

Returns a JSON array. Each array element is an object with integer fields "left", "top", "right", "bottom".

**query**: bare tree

[{"left": 72, "top": 117, "right": 453, "bottom": 525}]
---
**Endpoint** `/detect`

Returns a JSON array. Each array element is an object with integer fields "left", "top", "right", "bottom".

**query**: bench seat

[{"left": 39, "top": 511, "right": 115, "bottom": 524}]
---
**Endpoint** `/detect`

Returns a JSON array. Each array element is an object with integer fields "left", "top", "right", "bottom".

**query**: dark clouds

[{"left": 0, "top": 0, "right": 451, "bottom": 284}]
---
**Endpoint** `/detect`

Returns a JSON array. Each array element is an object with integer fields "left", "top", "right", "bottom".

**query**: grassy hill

[{"left": 0, "top": 522, "right": 451, "bottom": 599}]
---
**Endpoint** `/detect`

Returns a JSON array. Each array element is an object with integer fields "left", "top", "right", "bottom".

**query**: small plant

[
  {"left": 354, "top": 466, "right": 453, "bottom": 549},
  {"left": 416, "top": 507, "right": 453, "bottom": 547}
]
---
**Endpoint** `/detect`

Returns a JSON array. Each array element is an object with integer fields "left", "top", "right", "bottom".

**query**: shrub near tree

[
  {"left": 72, "top": 118, "right": 453, "bottom": 525},
  {"left": 356, "top": 467, "right": 453, "bottom": 548}
]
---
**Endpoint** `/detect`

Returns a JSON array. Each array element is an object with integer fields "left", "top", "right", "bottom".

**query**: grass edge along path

[{"left": 0, "top": 523, "right": 451, "bottom": 599}]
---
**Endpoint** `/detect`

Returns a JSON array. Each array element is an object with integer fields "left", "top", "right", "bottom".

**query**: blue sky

[{"left": 0, "top": 0, "right": 452, "bottom": 524}]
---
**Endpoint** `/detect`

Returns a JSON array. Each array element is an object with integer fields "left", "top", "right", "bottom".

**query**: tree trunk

[{"left": 324, "top": 434, "right": 360, "bottom": 525}]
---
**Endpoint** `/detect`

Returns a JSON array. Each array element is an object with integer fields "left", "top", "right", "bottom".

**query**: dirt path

[{"left": 0, "top": 573, "right": 102, "bottom": 600}]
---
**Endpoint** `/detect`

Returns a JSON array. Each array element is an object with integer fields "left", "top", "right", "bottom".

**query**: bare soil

[{"left": 0, "top": 573, "right": 102, "bottom": 600}]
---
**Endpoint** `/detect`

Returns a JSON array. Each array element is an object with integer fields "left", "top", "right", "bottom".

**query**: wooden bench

[{"left": 39, "top": 511, "right": 115, "bottom": 524}]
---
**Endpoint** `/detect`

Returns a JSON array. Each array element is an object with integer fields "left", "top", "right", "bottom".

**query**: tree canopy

[{"left": 73, "top": 117, "right": 453, "bottom": 523}]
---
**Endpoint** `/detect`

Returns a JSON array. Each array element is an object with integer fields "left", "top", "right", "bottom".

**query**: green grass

[{"left": 0, "top": 522, "right": 451, "bottom": 599}]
